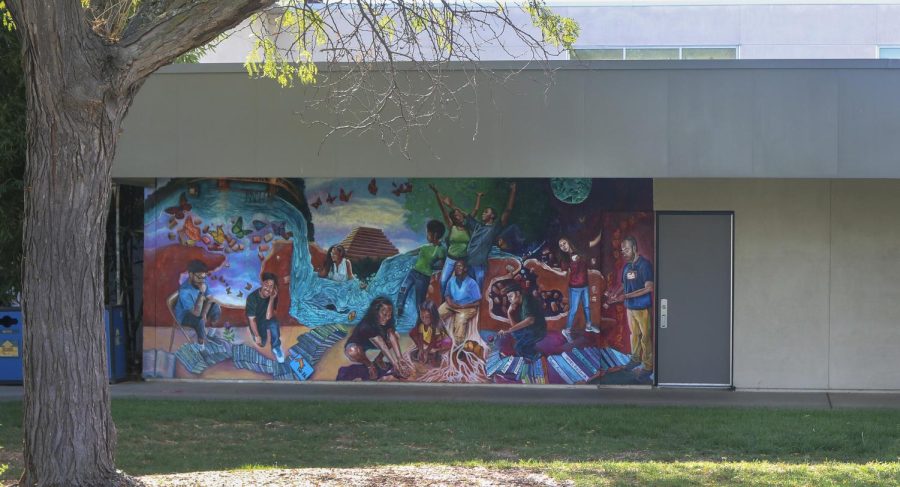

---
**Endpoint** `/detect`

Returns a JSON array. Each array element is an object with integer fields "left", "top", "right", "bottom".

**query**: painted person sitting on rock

[
  {"left": 497, "top": 281, "right": 547, "bottom": 362},
  {"left": 246, "top": 272, "right": 284, "bottom": 363},
  {"left": 438, "top": 259, "right": 482, "bottom": 344}
]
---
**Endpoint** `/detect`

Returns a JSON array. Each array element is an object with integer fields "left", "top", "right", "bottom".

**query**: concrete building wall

[
  {"left": 654, "top": 179, "right": 900, "bottom": 391},
  {"left": 114, "top": 62, "right": 900, "bottom": 179},
  {"left": 828, "top": 181, "right": 900, "bottom": 390}
]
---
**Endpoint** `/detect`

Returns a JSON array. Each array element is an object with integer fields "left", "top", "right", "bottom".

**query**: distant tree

[
  {"left": 404, "top": 178, "right": 552, "bottom": 244},
  {"left": 0, "top": 11, "right": 24, "bottom": 307},
  {"left": 403, "top": 178, "right": 496, "bottom": 231},
  {"left": 1, "top": 1, "right": 576, "bottom": 484}
]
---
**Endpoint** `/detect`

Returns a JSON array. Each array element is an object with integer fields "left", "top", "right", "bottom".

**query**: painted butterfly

[
  {"left": 163, "top": 192, "right": 192, "bottom": 219},
  {"left": 231, "top": 216, "right": 252, "bottom": 238}
]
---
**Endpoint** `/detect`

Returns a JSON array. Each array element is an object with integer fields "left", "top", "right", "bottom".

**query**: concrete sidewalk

[{"left": 1, "top": 381, "right": 898, "bottom": 409}]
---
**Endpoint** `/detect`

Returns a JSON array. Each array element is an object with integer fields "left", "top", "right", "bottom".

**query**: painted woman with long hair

[
  {"left": 552, "top": 234, "right": 602, "bottom": 336},
  {"left": 344, "top": 297, "right": 411, "bottom": 379},
  {"left": 320, "top": 244, "right": 354, "bottom": 282},
  {"left": 429, "top": 184, "right": 471, "bottom": 297}
]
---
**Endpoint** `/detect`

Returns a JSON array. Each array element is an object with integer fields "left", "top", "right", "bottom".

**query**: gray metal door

[{"left": 656, "top": 212, "right": 733, "bottom": 387}]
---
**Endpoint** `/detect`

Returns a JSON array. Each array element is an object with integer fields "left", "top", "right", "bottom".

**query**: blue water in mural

[{"left": 145, "top": 181, "right": 421, "bottom": 332}]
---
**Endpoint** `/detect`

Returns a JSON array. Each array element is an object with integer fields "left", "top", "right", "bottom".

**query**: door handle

[{"left": 660, "top": 298, "right": 668, "bottom": 329}]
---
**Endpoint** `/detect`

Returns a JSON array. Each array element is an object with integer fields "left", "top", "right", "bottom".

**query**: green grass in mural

[{"left": 0, "top": 400, "right": 898, "bottom": 485}]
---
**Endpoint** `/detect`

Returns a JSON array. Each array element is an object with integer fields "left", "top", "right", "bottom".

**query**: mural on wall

[{"left": 143, "top": 178, "right": 655, "bottom": 385}]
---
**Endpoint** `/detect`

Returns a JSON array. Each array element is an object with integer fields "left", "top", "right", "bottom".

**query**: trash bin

[
  {"left": 0, "top": 307, "right": 128, "bottom": 384},
  {"left": 0, "top": 308, "right": 23, "bottom": 384},
  {"left": 105, "top": 307, "right": 128, "bottom": 383}
]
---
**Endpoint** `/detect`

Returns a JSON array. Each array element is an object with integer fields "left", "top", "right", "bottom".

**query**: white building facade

[{"left": 200, "top": 1, "right": 900, "bottom": 63}]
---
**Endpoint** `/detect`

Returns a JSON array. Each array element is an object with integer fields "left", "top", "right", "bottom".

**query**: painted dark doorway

[{"left": 656, "top": 212, "right": 733, "bottom": 387}]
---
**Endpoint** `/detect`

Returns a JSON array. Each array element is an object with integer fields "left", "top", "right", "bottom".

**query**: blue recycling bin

[
  {"left": 0, "top": 308, "right": 24, "bottom": 383},
  {"left": 0, "top": 307, "right": 128, "bottom": 384},
  {"left": 105, "top": 306, "right": 128, "bottom": 383}
]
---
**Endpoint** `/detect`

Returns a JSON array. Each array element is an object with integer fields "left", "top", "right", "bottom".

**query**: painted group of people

[
  {"left": 170, "top": 181, "right": 655, "bottom": 382},
  {"left": 341, "top": 183, "right": 520, "bottom": 379},
  {"left": 341, "top": 266, "right": 551, "bottom": 381},
  {"left": 412, "top": 184, "right": 521, "bottom": 345},
  {"left": 338, "top": 181, "right": 656, "bottom": 380}
]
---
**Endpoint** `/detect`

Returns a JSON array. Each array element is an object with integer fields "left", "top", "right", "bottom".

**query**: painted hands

[{"left": 398, "top": 358, "right": 414, "bottom": 378}]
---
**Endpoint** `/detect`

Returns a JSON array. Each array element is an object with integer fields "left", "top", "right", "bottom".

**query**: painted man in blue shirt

[
  {"left": 438, "top": 260, "right": 482, "bottom": 343},
  {"left": 620, "top": 236, "right": 654, "bottom": 380},
  {"left": 173, "top": 260, "right": 221, "bottom": 351}
]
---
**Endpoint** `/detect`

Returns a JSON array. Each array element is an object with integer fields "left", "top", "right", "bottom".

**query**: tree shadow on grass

[{"left": 1, "top": 399, "right": 899, "bottom": 479}]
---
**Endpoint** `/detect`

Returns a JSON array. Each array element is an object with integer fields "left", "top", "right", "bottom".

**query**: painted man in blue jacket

[{"left": 173, "top": 260, "right": 221, "bottom": 351}]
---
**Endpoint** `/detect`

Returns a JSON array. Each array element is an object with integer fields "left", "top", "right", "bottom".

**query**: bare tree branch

[{"left": 243, "top": 1, "right": 578, "bottom": 155}]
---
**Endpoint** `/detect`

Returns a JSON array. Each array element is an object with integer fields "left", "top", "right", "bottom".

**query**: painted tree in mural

[
  {"left": 403, "top": 178, "right": 553, "bottom": 244},
  {"left": 1, "top": 0, "right": 576, "bottom": 484}
]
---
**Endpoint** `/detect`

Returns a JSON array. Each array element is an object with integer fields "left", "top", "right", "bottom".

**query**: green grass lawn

[{"left": 1, "top": 399, "right": 898, "bottom": 485}]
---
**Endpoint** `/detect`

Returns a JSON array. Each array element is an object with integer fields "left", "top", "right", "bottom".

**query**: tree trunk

[
  {"left": 19, "top": 39, "right": 137, "bottom": 487},
  {"left": 3, "top": 0, "right": 273, "bottom": 484}
]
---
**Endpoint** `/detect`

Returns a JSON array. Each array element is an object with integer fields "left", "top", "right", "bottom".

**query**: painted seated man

[
  {"left": 438, "top": 260, "right": 482, "bottom": 344},
  {"left": 246, "top": 272, "right": 284, "bottom": 363},
  {"left": 173, "top": 260, "right": 221, "bottom": 352},
  {"left": 497, "top": 281, "right": 547, "bottom": 361}
]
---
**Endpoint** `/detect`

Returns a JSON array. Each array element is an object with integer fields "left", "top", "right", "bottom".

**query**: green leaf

[
  {"left": 0, "top": 2, "right": 14, "bottom": 31},
  {"left": 523, "top": 1, "right": 580, "bottom": 50}
]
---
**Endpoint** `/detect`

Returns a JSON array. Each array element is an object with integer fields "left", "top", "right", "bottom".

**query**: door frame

[{"left": 654, "top": 211, "right": 735, "bottom": 389}]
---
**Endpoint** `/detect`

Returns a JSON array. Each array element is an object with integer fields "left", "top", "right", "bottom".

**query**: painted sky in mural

[
  {"left": 305, "top": 178, "right": 422, "bottom": 253},
  {"left": 142, "top": 178, "right": 655, "bottom": 386}
]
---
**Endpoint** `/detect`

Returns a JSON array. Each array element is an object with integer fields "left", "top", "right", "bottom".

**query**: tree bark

[
  {"left": 2, "top": 1, "right": 275, "bottom": 484},
  {"left": 18, "top": 27, "right": 137, "bottom": 487}
]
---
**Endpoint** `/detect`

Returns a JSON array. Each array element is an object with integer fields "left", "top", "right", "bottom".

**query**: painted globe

[{"left": 550, "top": 178, "right": 592, "bottom": 204}]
